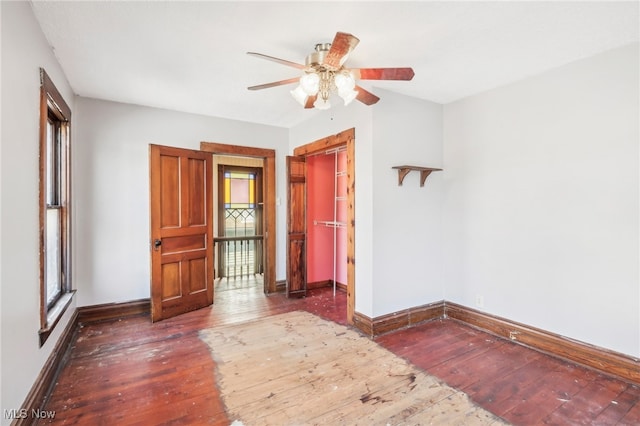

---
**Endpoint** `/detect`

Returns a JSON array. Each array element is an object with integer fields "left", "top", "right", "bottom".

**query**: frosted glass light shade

[
  {"left": 290, "top": 85, "right": 307, "bottom": 106},
  {"left": 339, "top": 89, "right": 358, "bottom": 106},
  {"left": 313, "top": 97, "right": 331, "bottom": 110},
  {"left": 334, "top": 72, "right": 355, "bottom": 91},
  {"left": 300, "top": 73, "right": 320, "bottom": 95}
]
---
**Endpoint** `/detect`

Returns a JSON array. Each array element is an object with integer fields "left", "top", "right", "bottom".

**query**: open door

[
  {"left": 286, "top": 156, "right": 306, "bottom": 297},
  {"left": 150, "top": 144, "right": 213, "bottom": 321}
]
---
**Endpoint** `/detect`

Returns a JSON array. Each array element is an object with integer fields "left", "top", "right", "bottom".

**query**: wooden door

[
  {"left": 286, "top": 156, "right": 306, "bottom": 297},
  {"left": 150, "top": 144, "right": 213, "bottom": 321}
]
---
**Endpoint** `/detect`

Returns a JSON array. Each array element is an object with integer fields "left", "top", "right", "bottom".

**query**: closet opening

[
  {"left": 306, "top": 147, "right": 347, "bottom": 295},
  {"left": 289, "top": 127, "right": 355, "bottom": 324}
]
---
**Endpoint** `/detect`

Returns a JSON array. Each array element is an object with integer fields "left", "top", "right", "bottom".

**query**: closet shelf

[
  {"left": 313, "top": 220, "right": 346, "bottom": 228},
  {"left": 392, "top": 165, "right": 442, "bottom": 187}
]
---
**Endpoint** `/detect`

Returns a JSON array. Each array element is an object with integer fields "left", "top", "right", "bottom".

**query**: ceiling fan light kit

[
  {"left": 248, "top": 32, "right": 414, "bottom": 110},
  {"left": 291, "top": 67, "right": 358, "bottom": 108}
]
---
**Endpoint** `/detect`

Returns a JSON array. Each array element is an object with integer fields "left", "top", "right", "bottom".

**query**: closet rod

[
  {"left": 306, "top": 146, "right": 347, "bottom": 158},
  {"left": 313, "top": 220, "right": 345, "bottom": 228}
]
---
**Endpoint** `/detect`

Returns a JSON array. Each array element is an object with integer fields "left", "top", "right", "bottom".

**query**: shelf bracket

[
  {"left": 396, "top": 167, "right": 412, "bottom": 186},
  {"left": 419, "top": 169, "right": 434, "bottom": 187},
  {"left": 392, "top": 165, "right": 442, "bottom": 187}
]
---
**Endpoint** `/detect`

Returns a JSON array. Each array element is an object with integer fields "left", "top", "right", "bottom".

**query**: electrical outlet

[{"left": 475, "top": 295, "right": 484, "bottom": 308}]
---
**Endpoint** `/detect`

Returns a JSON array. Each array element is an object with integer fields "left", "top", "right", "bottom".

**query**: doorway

[
  {"left": 149, "top": 142, "right": 276, "bottom": 322},
  {"left": 214, "top": 159, "right": 264, "bottom": 292},
  {"left": 200, "top": 142, "right": 277, "bottom": 294},
  {"left": 291, "top": 128, "right": 355, "bottom": 324}
]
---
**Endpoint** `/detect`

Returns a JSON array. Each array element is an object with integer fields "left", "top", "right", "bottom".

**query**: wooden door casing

[
  {"left": 150, "top": 144, "right": 213, "bottom": 322},
  {"left": 286, "top": 156, "right": 306, "bottom": 297},
  {"left": 293, "top": 128, "right": 355, "bottom": 324}
]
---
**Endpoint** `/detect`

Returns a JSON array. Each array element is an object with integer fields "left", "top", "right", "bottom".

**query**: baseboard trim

[
  {"left": 16, "top": 309, "right": 78, "bottom": 426},
  {"left": 307, "top": 280, "right": 332, "bottom": 290},
  {"left": 17, "top": 299, "right": 152, "bottom": 425},
  {"left": 307, "top": 280, "right": 348, "bottom": 293},
  {"left": 352, "top": 311, "right": 374, "bottom": 337},
  {"left": 445, "top": 302, "right": 640, "bottom": 385},
  {"left": 353, "top": 300, "right": 639, "bottom": 384},
  {"left": 353, "top": 300, "right": 445, "bottom": 337},
  {"left": 275, "top": 280, "right": 286, "bottom": 292},
  {"left": 77, "top": 298, "right": 150, "bottom": 324}
]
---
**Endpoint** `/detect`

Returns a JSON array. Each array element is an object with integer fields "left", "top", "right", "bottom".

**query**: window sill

[{"left": 39, "top": 290, "right": 76, "bottom": 347}]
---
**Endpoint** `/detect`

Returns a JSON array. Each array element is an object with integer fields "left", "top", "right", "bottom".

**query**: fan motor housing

[{"left": 305, "top": 43, "right": 332, "bottom": 68}]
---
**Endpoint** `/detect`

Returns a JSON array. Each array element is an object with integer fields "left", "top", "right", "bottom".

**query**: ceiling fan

[{"left": 247, "top": 32, "right": 415, "bottom": 110}]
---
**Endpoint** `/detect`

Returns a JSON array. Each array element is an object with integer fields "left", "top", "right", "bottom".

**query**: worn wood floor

[{"left": 39, "top": 278, "right": 639, "bottom": 425}]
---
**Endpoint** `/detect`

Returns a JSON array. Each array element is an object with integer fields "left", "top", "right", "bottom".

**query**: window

[
  {"left": 224, "top": 170, "right": 257, "bottom": 237},
  {"left": 39, "top": 69, "right": 73, "bottom": 346}
]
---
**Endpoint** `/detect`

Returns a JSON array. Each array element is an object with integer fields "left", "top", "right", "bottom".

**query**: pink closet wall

[{"left": 306, "top": 151, "right": 347, "bottom": 285}]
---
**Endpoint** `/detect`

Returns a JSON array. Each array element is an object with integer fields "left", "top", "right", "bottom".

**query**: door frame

[
  {"left": 293, "top": 128, "right": 355, "bottom": 325},
  {"left": 200, "top": 142, "right": 277, "bottom": 294}
]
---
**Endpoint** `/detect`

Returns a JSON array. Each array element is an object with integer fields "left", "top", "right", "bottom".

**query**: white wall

[
  {"left": 74, "top": 97, "right": 288, "bottom": 306},
  {"left": 443, "top": 43, "right": 639, "bottom": 357},
  {"left": 0, "top": 1, "right": 77, "bottom": 420},
  {"left": 371, "top": 90, "right": 444, "bottom": 316}
]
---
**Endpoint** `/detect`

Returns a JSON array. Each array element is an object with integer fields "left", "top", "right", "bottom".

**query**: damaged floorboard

[{"left": 39, "top": 281, "right": 639, "bottom": 425}]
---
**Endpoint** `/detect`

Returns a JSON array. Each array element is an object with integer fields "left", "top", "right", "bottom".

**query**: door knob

[{"left": 154, "top": 239, "right": 162, "bottom": 251}]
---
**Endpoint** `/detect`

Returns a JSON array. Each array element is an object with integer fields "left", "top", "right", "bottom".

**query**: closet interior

[{"left": 306, "top": 147, "right": 347, "bottom": 295}]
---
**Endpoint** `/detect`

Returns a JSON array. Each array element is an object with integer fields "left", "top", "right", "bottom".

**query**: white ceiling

[{"left": 30, "top": 1, "right": 639, "bottom": 128}]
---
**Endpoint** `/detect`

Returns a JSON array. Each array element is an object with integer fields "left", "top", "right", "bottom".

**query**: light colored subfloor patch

[{"left": 199, "top": 311, "right": 510, "bottom": 426}]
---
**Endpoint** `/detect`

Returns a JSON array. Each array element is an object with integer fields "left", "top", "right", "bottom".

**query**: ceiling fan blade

[
  {"left": 351, "top": 68, "right": 415, "bottom": 81},
  {"left": 247, "top": 52, "right": 305, "bottom": 70},
  {"left": 355, "top": 85, "right": 380, "bottom": 105},
  {"left": 304, "top": 95, "right": 317, "bottom": 109},
  {"left": 248, "top": 77, "right": 300, "bottom": 91},
  {"left": 323, "top": 32, "right": 360, "bottom": 70}
]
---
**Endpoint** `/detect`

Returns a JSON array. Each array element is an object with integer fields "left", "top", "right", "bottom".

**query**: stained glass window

[{"left": 224, "top": 171, "right": 255, "bottom": 209}]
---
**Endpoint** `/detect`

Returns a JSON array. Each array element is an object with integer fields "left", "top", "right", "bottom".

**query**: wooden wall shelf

[{"left": 392, "top": 165, "right": 442, "bottom": 187}]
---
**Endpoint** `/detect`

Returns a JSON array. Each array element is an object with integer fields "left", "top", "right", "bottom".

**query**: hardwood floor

[
  {"left": 376, "top": 320, "right": 640, "bottom": 425},
  {"left": 39, "top": 281, "right": 639, "bottom": 425}
]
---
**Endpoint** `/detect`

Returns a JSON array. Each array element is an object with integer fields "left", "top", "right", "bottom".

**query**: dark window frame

[{"left": 39, "top": 68, "right": 74, "bottom": 347}]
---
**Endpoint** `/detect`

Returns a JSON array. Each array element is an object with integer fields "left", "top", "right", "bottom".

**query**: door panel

[
  {"left": 188, "top": 158, "right": 206, "bottom": 225},
  {"left": 150, "top": 144, "right": 213, "bottom": 322},
  {"left": 161, "top": 263, "right": 181, "bottom": 299},
  {"left": 189, "top": 259, "right": 207, "bottom": 292},
  {"left": 286, "top": 156, "right": 306, "bottom": 297},
  {"left": 160, "top": 155, "right": 180, "bottom": 227},
  {"left": 162, "top": 234, "right": 206, "bottom": 253}
]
